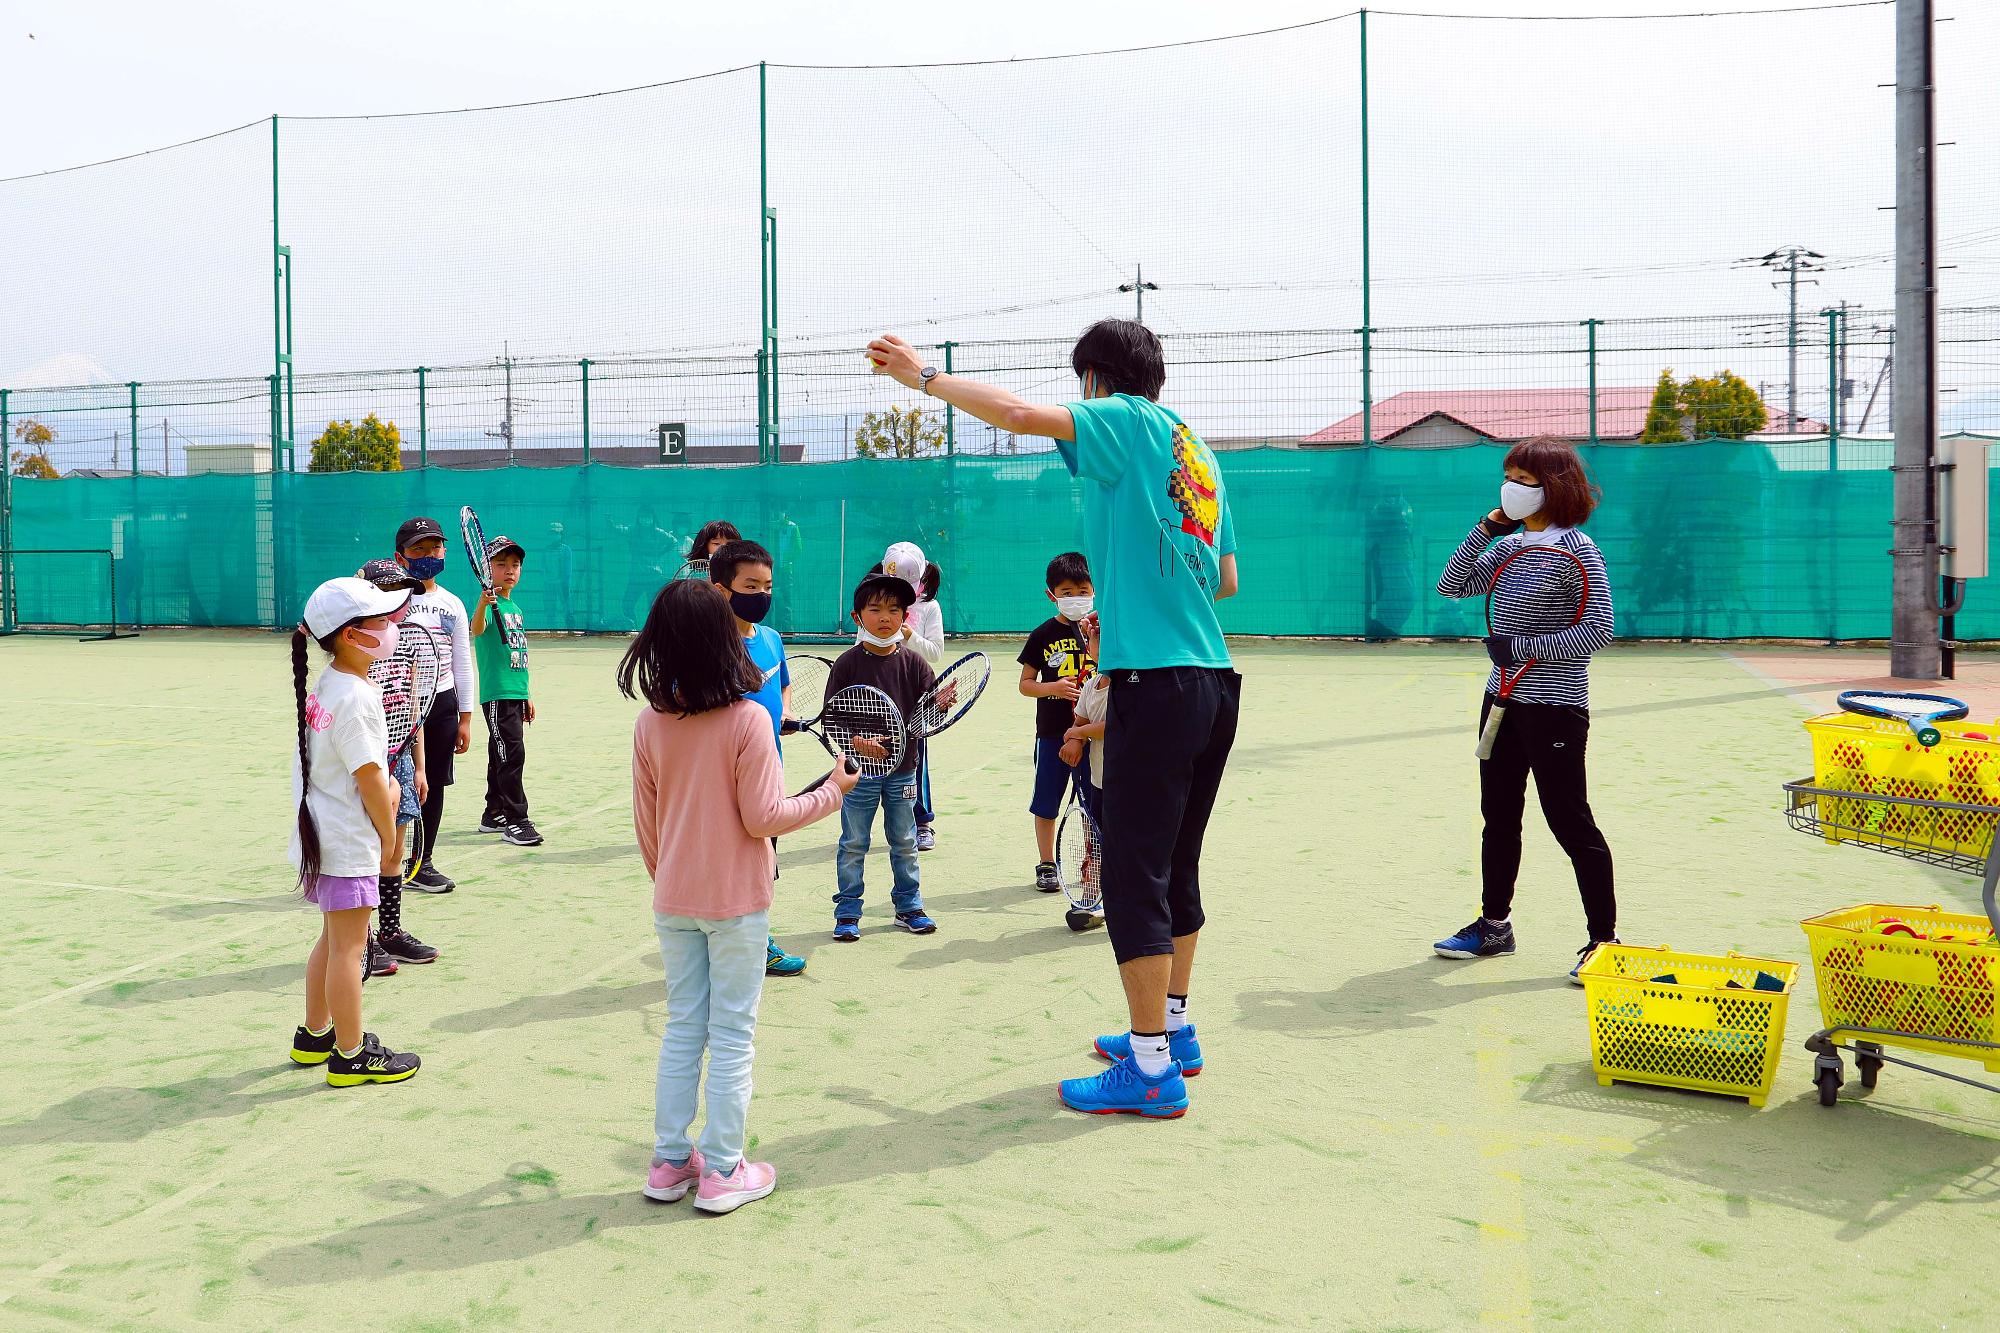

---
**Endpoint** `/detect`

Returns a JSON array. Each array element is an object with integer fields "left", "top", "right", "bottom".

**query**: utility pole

[
  {"left": 1118, "top": 264, "right": 1158, "bottom": 324},
  {"left": 1891, "top": 0, "right": 1944, "bottom": 679},
  {"left": 487, "top": 341, "right": 517, "bottom": 464},
  {"left": 1752, "top": 246, "right": 1824, "bottom": 433}
]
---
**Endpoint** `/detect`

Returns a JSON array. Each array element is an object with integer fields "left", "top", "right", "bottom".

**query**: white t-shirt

[
  {"left": 1076, "top": 673, "right": 1109, "bottom": 789},
  {"left": 406, "top": 584, "right": 477, "bottom": 710},
  {"left": 291, "top": 667, "right": 391, "bottom": 878}
]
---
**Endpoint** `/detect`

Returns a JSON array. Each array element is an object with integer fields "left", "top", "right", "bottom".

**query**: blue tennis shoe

[{"left": 1059, "top": 1055, "right": 1188, "bottom": 1118}]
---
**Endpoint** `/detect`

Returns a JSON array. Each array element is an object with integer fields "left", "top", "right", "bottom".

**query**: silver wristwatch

[{"left": 918, "top": 366, "right": 941, "bottom": 395}]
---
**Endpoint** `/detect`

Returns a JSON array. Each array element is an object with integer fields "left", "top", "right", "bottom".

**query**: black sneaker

[
  {"left": 503, "top": 820, "right": 544, "bottom": 847},
  {"left": 366, "top": 933, "right": 400, "bottom": 978},
  {"left": 1434, "top": 918, "right": 1516, "bottom": 959},
  {"left": 1034, "top": 862, "right": 1060, "bottom": 893},
  {"left": 289, "top": 1024, "right": 338, "bottom": 1065},
  {"left": 477, "top": 813, "right": 508, "bottom": 834},
  {"left": 379, "top": 928, "right": 440, "bottom": 964},
  {"left": 408, "top": 863, "right": 455, "bottom": 894},
  {"left": 325, "top": 1033, "right": 422, "bottom": 1087},
  {"left": 1065, "top": 907, "right": 1105, "bottom": 934}
]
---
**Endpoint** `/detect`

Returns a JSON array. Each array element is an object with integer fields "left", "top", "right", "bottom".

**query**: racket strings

[
  {"left": 912, "top": 654, "right": 991, "bottom": 737},
  {"left": 823, "top": 689, "right": 906, "bottom": 775}
]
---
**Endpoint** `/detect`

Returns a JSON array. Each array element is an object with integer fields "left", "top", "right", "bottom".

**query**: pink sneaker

[
  {"left": 692, "top": 1159, "right": 777, "bottom": 1215},
  {"left": 643, "top": 1149, "right": 706, "bottom": 1202}
]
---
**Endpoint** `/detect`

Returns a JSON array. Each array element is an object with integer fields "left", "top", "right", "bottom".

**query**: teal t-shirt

[{"left": 1058, "top": 394, "right": 1236, "bottom": 671}]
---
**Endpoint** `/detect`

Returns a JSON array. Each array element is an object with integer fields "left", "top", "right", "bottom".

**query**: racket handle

[
  {"left": 797, "top": 758, "right": 859, "bottom": 797},
  {"left": 780, "top": 719, "right": 801, "bottom": 735},
  {"left": 1917, "top": 725, "right": 1943, "bottom": 748},
  {"left": 1474, "top": 705, "right": 1505, "bottom": 760}
]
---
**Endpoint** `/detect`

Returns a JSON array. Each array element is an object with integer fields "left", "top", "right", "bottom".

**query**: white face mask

[
  {"left": 857, "top": 626, "right": 902, "bottom": 649},
  {"left": 1500, "top": 481, "right": 1545, "bottom": 521},
  {"left": 1055, "top": 595, "right": 1095, "bottom": 621}
]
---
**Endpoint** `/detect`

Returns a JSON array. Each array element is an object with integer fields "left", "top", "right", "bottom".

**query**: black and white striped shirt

[{"left": 1436, "top": 524, "right": 1614, "bottom": 709}]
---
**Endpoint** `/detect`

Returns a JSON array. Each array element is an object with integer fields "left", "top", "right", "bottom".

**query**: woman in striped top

[{"left": 1432, "top": 436, "right": 1618, "bottom": 984}]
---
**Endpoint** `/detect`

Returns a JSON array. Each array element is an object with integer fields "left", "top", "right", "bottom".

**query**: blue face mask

[{"left": 404, "top": 555, "right": 445, "bottom": 583}]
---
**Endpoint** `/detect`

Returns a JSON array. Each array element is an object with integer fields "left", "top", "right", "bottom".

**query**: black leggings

[
  {"left": 1100, "top": 666, "right": 1242, "bottom": 965},
  {"left": 1478, "top": 695, "right": 1616, "bottom": 941},
  {"left": 419, "top": 687, "right": 459, "bottom": 868}
]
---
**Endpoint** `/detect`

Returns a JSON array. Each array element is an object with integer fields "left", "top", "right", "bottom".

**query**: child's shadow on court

[
  {"left": 0, "top": 1067, "right": 320, "bottom": 1147},
  {"left": 1238, "top": 959, "right": 1569, "bottom": 1040},
  {"left": 82, "top": 962, "right": 302, "bottom": 1008},
  {"left": 430, "top": 953, "right": 663, "bottom": 1035},
  {"left": 252, "top": 1083, "right": 1109, "bottom": 1285}
]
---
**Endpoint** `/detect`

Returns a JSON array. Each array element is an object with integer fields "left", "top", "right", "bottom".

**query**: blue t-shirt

[
  {"left": 743, "top": 624, "right": 790, "bottom": 742},
  {"left": 1057, "top": 394, "right": 1237, "bottom": 671}
]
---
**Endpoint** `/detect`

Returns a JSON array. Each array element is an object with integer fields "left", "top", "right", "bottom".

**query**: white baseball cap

[
  {"left": 882, "top": 541, "right": 927, "bottom": 594},
  {"left": 302, "top": 576, "right": 411, "bottom": 640}
]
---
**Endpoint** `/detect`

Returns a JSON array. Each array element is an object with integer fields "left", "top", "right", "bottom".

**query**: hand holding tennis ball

[{"left": 864, "top": 334, "right": 923, "bottom": 390}]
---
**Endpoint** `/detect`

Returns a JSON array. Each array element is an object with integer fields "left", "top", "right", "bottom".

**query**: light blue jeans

[
  {"left": 653, "top": 908, "right": 769, "bottom": 1176},
  {"left": 833, "top": 773, "right": 923, "bottom": 920}
]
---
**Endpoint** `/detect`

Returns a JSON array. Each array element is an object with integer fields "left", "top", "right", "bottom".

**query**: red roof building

[{"left": 1302, "top": 387, "right": 1824, "bottom": 447}]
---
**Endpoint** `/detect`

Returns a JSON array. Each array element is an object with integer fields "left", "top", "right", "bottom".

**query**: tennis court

[{"left": 3, "top": 631, "right": 1994, "bottom": 1329}]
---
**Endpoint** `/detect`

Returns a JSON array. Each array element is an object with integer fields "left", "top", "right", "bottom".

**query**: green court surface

[{"left": 3, "top": 633, "right": 1996, "bottom": 1330}]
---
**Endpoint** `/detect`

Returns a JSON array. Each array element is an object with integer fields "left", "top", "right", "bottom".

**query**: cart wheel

[
  {"left": 1857, "top": 1047, "right": 1884, "bottom": 1089},
  {"left": 1816, "top": 1066, "right": 1842, "bottom": 1107}
]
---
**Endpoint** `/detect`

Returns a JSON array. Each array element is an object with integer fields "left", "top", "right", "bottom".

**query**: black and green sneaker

[
  {"left": 326, "top": 1034, "right": 422, "bottom": 1087},
  {"left": 289, "top": 1024, "right": 337, "bottom": 1066}
]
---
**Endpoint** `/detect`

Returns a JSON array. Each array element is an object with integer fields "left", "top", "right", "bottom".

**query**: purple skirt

[{"left": 305, "top": 873, "right": 380, "bottom": 913}]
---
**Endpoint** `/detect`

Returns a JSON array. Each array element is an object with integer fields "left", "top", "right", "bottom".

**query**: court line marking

[
  {"left": 0, "top": 874, "right": 277, "bottom": 907},
  {"left": 1476, "top": 1030, "right": 1534, "bottom": 1329}
]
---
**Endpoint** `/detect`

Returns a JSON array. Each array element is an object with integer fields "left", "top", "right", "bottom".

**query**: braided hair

[{"left": 291, "top": 625, "right": 327, "bottom": 892}]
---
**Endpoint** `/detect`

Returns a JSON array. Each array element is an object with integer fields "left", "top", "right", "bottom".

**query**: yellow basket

[
  {"left": 1578, "top": 945, "right": 1797, "bottom": 1107},
  {"left": 1805, "top": 713, "right": 2000, "bottom": 858},
  {"left": 1799, "top": 903, "right": 2000, "bottom": 1071}
]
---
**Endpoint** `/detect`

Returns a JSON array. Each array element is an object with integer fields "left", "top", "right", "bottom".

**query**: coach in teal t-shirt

[{"left": 864, "top": 319, "right": 1242, "bottom": 1122}]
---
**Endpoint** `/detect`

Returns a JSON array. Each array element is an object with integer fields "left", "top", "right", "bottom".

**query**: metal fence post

[
  {"left": 1358, "top": 8, "right": 1373, "bottom": 447},
  {"left": 580, "top": 358, "right": 592, "bottom": 464},
  {"left": 942, "top": 340, "right": 956, "bottom": 455},
  {"left": 1583, "top": 318, "right": 1601, "bottom": 446},
  {"left": 0, "top": 386, "right": 12, "bottom": 633},
  {"left": 416, "top": 366, "right": 429, "bottom": 467},
  {"left": 1826, "top": 306, "right": 1841, "bottom": 644},
  {"left": 127, "top": 382, "right": 139, "bottom": 476}
]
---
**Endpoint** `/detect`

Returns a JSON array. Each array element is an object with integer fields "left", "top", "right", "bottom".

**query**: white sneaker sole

[
  {"left": 692, "top": 1181, "right": 775, "bottom": 1214},
  {"left": 642, "top": 1181, "right": 695, "bottom": 1202}
]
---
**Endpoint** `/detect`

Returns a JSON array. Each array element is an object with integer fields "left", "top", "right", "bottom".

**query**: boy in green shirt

[{"left": 471, "top": 534, "right": 541, "bottom": 846}]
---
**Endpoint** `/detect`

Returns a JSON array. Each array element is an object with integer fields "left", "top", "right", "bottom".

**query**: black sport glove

[
  {"left": 1485, "top": 635, "right": 1519, "bottom": 670},
  {"left": 1480, "top": 514, "right": 1525, "bottom": 539}
]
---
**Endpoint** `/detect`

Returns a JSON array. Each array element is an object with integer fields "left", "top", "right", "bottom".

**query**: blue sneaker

[
  {"left": 1434, "top": 917, "right": 1516, "bottom": 959},
  {"left": 832, "top": 920, "right": 861, "bottom": 943},
  {"left": 1059, "top": 1055, "right": 1188, "bottom": 1118},
  {"left": 766, "top": 938, "right": 806, "bottom": 976},
  {"left": 894, "top": 910, "right": 936, "bottom": 935},
  {"left": 1094, "top": 1025, "right": 1204, "bottom": 1077},
  {"left": 1569, "top": 938, "right": 1618, "bottom": 986}
]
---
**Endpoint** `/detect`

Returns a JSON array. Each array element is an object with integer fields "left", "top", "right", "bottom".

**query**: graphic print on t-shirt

[
  {"left": 500, "top": 608, "right": 528, "bottom": 672},
  {"left": 1166, "top": 423, "right": 1220, "bottom": 546}
]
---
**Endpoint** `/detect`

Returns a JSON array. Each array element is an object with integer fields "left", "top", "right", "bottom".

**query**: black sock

[{"left": 378, "top": 875, "right": 402, "bottom": 935}]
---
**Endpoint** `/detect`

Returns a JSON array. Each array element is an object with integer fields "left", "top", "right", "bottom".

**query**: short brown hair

[{"left": 1503, "top": 435, "right": 1600, "bottom": 527}]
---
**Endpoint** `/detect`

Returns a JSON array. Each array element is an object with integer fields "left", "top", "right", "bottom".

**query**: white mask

[
  {"left": 1500, "top": 481, "right": 1545, "bottom": 521},
  {"left": 857, "top": 627, "right": 903, "bottom": 649},
  {"left": 1055, "top": 595, "right": 1095, "bottom": 621}
]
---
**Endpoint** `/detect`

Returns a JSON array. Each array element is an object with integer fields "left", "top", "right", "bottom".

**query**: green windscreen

[{"left": 7, "top": 440, "right": 1997, "bottom": 642}]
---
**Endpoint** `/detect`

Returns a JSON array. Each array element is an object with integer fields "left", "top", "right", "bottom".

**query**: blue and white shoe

[
  {"left": 766, "top": 938, "right": 806, "bottom": 976},
  {"left": 1434, "top": 918, "right": 1516, "bottom": 959},
  {"left": 1059, "top": 1054, "right": 1188, "bottom": 1118},
  {"left": 832, "top": 920, "right": 861, "bottom": 943},
  {"left": 1094, "top": 1025, "right": 1204, "bottom": 1076},
  {"left": 1570, "top": 938, "right": 1618, "bottom": 986},
  {"left": 895, "top": 910, "right": 937, "bottom": 935}
]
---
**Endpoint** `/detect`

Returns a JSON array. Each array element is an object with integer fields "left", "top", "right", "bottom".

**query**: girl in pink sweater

[{"left": 621, "top": 580, "right": 855, "bottom": 1215}]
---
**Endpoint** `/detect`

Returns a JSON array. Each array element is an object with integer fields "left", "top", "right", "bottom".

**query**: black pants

[
  {"left": 483, "top": 699, "right": 530, "bottom": 825},
  {"left": 419, "top": 686, "right": 459, "bottom": 867},
  {"left": 1478, "top": 695, "right": 1617, "bottom": 941},
  {"left": 1100, "top": 666, "right": 1242, "bottom": 965}
]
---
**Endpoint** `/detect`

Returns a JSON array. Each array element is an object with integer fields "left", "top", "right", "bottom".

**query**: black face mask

[{"left": 729, "top": 591, "right": 773, "bottom": 625}]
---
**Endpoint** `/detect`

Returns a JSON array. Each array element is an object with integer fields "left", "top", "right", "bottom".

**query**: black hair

[
  {"left": 1045, "top": 551, "right": 1091, "bottom": 590},
  {"left": 618, "top": 579, "right": 763, "bottom": 716},
  {"left": 289, "top": 623, "right": 345, "bottom": 893},
  {"left": 1071, "top": 318, "right": 1166, "bottom": 400},
  {"left": 921, "top": 562, "right": 941, "bottom": 602},
  {"left": 709, "top": 539, "right": 773, "bottom": 589},
  {"left": 852, "top": 572, "right": 914, "bottom": 615},
  {"left": 690, "top": 519, "right": 742, "bottom": 558}
]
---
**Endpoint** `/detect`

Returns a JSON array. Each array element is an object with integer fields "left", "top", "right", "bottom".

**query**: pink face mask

[{"left": 349, "top": 621, "right": 400, "bottom": 661}]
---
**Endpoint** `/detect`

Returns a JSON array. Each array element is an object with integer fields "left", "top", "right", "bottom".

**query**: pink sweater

[{"left": 632, "top": 700, "right": 843, "bottom": 919}]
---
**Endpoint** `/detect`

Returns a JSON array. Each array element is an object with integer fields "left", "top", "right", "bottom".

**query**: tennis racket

[
  {"left": 460, "top": 506, "right": 495, "bottom": 597},
  {"left": 782, "top": 654, "right": 835, "bottom": 730},
  {"left": 672, "top": 558, "right": 710, "bottom": 582},
  {"left": 1837, "top": 690, "right": 1968, "bottom": 749},
  {"left": 792, "top": 683, "right": 908, "bottom": 786},
  {"left": 1474, "top": 543, "right": 1590, "bottom": 761},
  {"left": 1057, "top": 793, "right": 1103, "bottom": 928},
  {"left": 369, "top": 624, "right": 439, "bottom": 886},
  {"left": 908, "top": 652, "right": 990, "bottom": 739}
]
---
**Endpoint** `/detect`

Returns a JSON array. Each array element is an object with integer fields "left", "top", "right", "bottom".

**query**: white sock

[
  {"left": 1485, "top": 917, "right": 1510, "bottom": 928},
  {"left": 336, "top": 1043, "right": 362, "bottom": 1060},
  {"left": 1165, "top": 994, "right": 1189, "bottom": 1032},
  {"left": 1129, "top": 1030, "right": 1171, "bottom": 1077}
]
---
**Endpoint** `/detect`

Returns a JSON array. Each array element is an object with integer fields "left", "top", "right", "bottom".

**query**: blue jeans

[
  {"left": 653, "top": 908, "right": 769, "bottom": 1175},
  {"left": 834, "top": 773, "right": 923, "bottom": 920}
]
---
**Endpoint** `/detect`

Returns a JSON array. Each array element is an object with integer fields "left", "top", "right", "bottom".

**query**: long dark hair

[
  {"left": 921, "top": 562, "right": 941, "bottom": 602},
  {"left": 618, "top": 579, "right": 762, "bottom": 715},
  {"left": 290, "top": 625, "right": 329, "bottom": 892},
  {"left": 689, "top": 519, "right": 741, "bottom": 559}
]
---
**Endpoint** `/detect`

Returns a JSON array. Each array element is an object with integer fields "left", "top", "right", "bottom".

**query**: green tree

[
  {"left": 1639, "top": 370, "right": 1685, "bottom": 443},
  {"left": 853, "top": 405, "right": 945, "bottom": 460},
  {"left": 11, "top": 420, "right": 58, "bottom": 478},
  {"left": 309, "top": 413, "right": 404, "bottom": 472},
  {"left": 1680, "top": 370, "right": 1768, "bottom": 440}
]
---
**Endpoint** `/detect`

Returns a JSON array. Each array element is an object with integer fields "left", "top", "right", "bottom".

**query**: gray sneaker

[
  {"left": 1034, "top": 862, "right": 1059, "bottom": 893},
  {"left": 915, "top": 825, "right": 936, "bottom": 852}
]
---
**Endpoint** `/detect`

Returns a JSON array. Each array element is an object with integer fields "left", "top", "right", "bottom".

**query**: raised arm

[
  {"left": 734, "top": 717, "right": 845, "bottom": 838},
  {"left": 1436, "top": 514, "right": 1523, "bottom": 600},
  {"left": 866, "top": 335, "right": 1075, "bottom": 441}
]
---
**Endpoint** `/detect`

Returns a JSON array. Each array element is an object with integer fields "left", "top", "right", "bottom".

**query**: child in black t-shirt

[{"left": 1016, "top": 552, "right": 1094, "bottom": 893}]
